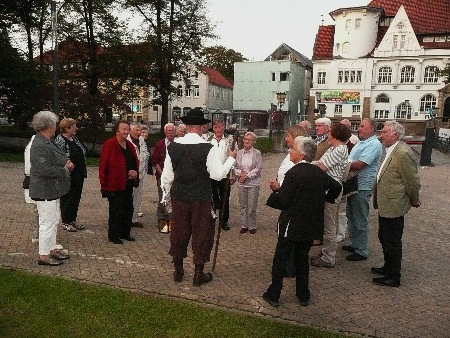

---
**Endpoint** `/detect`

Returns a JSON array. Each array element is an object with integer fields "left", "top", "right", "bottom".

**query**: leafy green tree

[
  {"left": 439, "top": 63, "right": 450, "bottom": 84},
  {"left": 125, "top": 0, "right": 216, "bottom": 131},
  {"left": 200, "top": 45, "right": 247, "bottom": 82}
]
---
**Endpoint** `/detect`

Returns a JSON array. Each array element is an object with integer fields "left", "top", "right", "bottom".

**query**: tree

[
  {"left": 125, "top": 0, "right": 216, "bottom": 131},
  {"left": 439, "top": 63, "right": 450, "bottom": 84},
  {"left": 200, "top": 45, "right": 247, "bottom": 82}
]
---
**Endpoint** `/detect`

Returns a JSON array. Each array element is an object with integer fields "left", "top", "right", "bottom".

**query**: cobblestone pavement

[{"left": 1, "top": 146, "right": 449, "bottom": 338}]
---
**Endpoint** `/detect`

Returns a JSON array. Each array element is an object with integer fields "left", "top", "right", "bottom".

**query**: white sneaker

[
  {"left": 63, "top": 223, "right": 77, "bottom": 232},
  {"left": 55, "top": 243, "right": 64, "bottom": 250},
  {"left": 211, "top": 210, "right": 218, "bottom": 220},
  {"left": 138, "top": 212, "right": 143, "bottom": 217}
]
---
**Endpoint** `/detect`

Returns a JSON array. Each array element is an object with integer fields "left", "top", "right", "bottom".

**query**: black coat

[{"left": 266, "top": 162, "right": 342, "bottom": 242}]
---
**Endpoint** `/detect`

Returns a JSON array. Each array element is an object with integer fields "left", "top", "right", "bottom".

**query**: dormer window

[
  {"left": 397, "top": 21, "right": 405, "bottom": 30},
  {"left": 355, "top": 18, "right": 361, "bottom": 30},
  {"left": 342, "top": 42, "right": 351, "bottom": 53},
  {"left": 346, "top": 19, "right": 352, "bottom": 31}
]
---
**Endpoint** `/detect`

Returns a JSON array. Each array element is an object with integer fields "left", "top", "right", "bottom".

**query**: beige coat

[{"left": 374, "top": 141, "right": 420, "bottom": 218}]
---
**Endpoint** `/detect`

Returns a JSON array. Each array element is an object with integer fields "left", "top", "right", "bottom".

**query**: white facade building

[{"left": 311, "top": 1, "right": 450, "bottom": 134}]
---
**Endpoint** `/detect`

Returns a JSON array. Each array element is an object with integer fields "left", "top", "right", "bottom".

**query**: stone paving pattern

[{"left": 1, "top": 145, "right": 449, "bottom": 337}]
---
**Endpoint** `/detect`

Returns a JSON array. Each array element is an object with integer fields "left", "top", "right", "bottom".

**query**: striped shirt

[{"left": 319, "top": 144, "right": 348, "bottom": 182}]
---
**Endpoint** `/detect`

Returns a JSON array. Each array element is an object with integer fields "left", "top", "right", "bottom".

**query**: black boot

[
  {"left": 193, "top": 264, "right": 213, "bottom": 287},
  {"left": 173, "top": 258, "right": 184, "bottom": 283}
]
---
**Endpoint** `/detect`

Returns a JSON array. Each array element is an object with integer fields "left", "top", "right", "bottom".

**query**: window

[
  {"left": 393, "top": 35, "right": 398, "bottom": 49},
  {"left": 177, "top": 85, "right": 183, "bottom": 97},
  {"left": 342, "top": 42, "right": 351, "bottom": 53},
  {"left": 334, "top": 105, "right": 343, "bottom": 114},
  {"left": 355, "top": 18, "right": 361, "bottom": 30},
  {"left": 346, "top": 19, "right": 352, "bottom": 31},
  {"left": 375, "top": 94, "right": 390, "bottom": 103},
  {"left": 211, "top": 87, "right": 216, "bottom": 98},
  {"left": 280, "top": 72, "right": 289, "bottom": 81},
  {"left": 136, "top": 116, "right": 142, "bottom": 122},
  {"left": 130, "top": 100, "right": 142, "bottom": 113},
  {"left": 378, "top": 67, "right": 392, "bottom": 83},
  {"left": 352, "top": 105, "right": 361, "bottom": 115},
  {"left": 317, "top": 72, "right": 326, "bottom": 84},
  {"left": 395, "top": 102, "right": 412, "bottom": 119},
  {"left": 153, "top": 105, "right": 158, "bottom": 112},
  {"left": 337, "top": 69, "right": 362, "bottom": 83},
  {"left": 271, "top": 72, "right": 275, "bottom": 81},
  {"left": 193, "top": 85, "right": 200, "bottom": 97},
  {"left": 424, "top": 66, "right": 439, "bottom": 83},
  {"left": 400, "top": 66, "right": 415, "bottom": 83},
  {"left": 336, "top": 43, "right": 340, "bottom": 53},
  {"left": 374, "top": 110, "right": 389, "bottom": 119},
  {"left": 400, "top": 34, "right": 406, "bottom": 48},
  {"left": 194, "top": 71, "right": 199, "bottom": 79},
  {"left": 420, "top": 94, "right": 437, "bottom": 112},
  {"left": 185, "top": 86, "right": 192, "bottom": 97},
  {"left": 185, "top": 69, "right": 191, "bottom": 78}
]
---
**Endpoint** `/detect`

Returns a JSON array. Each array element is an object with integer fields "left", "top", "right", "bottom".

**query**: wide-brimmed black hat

[{"left": 180, "top": 108, "right": 211, "bottom": 125}]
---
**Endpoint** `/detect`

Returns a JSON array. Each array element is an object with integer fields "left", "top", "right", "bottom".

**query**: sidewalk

[{"left": 0, "top": 147, "right": 449, "bottom": 338}]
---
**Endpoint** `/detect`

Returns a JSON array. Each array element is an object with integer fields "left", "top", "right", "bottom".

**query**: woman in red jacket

[{"left": 99, "top": 120, "right": 139, "bottom": 244}]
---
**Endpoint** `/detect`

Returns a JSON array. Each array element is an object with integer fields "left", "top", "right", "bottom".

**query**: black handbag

[{"left": 22, "top": 175, "right": 30, "bottom": 189}]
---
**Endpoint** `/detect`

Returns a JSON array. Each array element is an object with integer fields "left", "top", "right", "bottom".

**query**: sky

[{"left": 205, "top": 0, "right": 368, "bottom": 60}]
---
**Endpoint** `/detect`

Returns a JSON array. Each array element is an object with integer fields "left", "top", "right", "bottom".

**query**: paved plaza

[{"left": 0, "top": 146, "right": 449, "bottom": 337}]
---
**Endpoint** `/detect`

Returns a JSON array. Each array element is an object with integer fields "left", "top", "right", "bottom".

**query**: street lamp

[
  {"left": 276, "top": 92, "right": 287, "bottom": 110},
  {"left": 302, "top": 97, "right": 309, "bottom": 122},
  {"left": 51, "top": 0, "right": 66, "bottom": 116},
  {"left": 315, "top": 91, "right": 326, "bottom": 117},
  {"left": 315, "top": 91, "right": 322, "bottom": 108}
]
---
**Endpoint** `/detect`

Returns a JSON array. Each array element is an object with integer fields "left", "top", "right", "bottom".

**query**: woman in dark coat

[{"left": 263, "top": 136, "right": 341, "bottom": 307}]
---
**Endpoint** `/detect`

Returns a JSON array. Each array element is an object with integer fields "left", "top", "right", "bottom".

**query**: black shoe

[
  {"left": 342, "top": 245, "right": 356, "bottom": 252},
  {"left": 371, "top": 266, "right": 386, "bottom": 275},
  {"left": 173, "top": 271, "right": 184, "bottom": 283},
  {"left": 298, "top": 298, "right": 309, "bottom": 307},
  {"left": 109, "top": 238, "right": 123, "bottom": 244},
  {"left": 373, "top": 276, "right": 400, "bottom": 287},
  {"left": 120, "top": 236, "right": 136, "bottom": 241},
  {"left": 193, "top": 272, "right": 213, "bottom": 287},
  {"left": 38, "top": 258, "right": 63, "bottom": 266},
  {"left": 262, "top": 292, "right": 280, "bottom": 308},
  {"left": 221, "top": 223, "right": 230, "bottom": 231},
  {"left": 346, "top": 252, "right": 367, "bottom": 261}
]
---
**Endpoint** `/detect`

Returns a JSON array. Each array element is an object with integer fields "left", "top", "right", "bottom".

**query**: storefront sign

[{"left": 322, "top": 91, "right": 360, "bottom": 104}]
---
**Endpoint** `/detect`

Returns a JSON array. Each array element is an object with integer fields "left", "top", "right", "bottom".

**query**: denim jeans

[{"left": 346, "top": 190, "right": 372, "bottom": 257}]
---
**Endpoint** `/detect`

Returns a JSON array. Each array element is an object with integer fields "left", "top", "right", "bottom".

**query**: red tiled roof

[
  {"left": 368, "top": 0, "right": 450, "bottom": 34},
  {"left": 313, "top": 1, "right": 450, "bottom": 60},
  {"left": 312, "top": 25, "right": 335, "bottom": 61},
  {"left": 201, "top": 66, "right": 233, "bottom": 88}
]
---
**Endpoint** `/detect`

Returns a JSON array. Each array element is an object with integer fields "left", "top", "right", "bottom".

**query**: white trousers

[
  {"left": 132, "top": 178, "right": 144, "bottom": 223},
  {"left": 321, "top": 198, "right": 340, "bottom": 264},
  {"left": 238, "top": 185, "right": 260, "bottom": 229},
  {"left": 36, "top": 199, "right": 60, "bottom": 255}
]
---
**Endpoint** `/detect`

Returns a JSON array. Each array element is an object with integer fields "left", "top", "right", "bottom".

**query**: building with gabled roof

[
  {"left": 233, "top": 43, "right": 312, "bottom": 130},
  {"left": 309, "top": 1, "right": 450, "bottom": 135}
]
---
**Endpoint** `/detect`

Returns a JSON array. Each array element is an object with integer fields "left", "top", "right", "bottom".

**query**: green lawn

[
  {"left": 0, "top": 150, "right": 99, "bottom": 166},
  {"left": 0, "top": 268, "right": 348, "bottom": 338}
]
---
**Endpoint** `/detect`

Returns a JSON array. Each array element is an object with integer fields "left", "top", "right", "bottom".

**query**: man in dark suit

[
  {"left": 263, "top": 136, "right": 342, "bottom": 307},
  {"left": 373, "top": 121, "right": 421, "bottom": 287}
]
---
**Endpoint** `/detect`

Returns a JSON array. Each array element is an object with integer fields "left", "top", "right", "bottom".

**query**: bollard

[{"left": 420, "top": 127, "right": 435, "bottom": 166}]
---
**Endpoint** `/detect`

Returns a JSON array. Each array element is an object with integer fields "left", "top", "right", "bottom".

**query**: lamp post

[
  {"left": 276, "top": 92, "right": 286, "bottom": 130},
  {"left": 420, "top": 106, "right": 437, "bottom": 166},
  {"left": 314, "top": 91, "right": 325, "bottom": 118},
  {"left": 302, "top": 97, "right": 309, "bottom": 122}
]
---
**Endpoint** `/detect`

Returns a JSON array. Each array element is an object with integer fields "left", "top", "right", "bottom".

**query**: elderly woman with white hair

[
  {"left": 263, "top": 136, "right": 341, "bottom": 307},
  {"left": 29, "top": 111, "right": 73, "bottom": 266},
  {"left": 233, "top": 131, "right": 262, "bottom": 234}
]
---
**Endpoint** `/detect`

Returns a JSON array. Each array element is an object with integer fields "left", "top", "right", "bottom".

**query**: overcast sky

[{"left": 205, "top": 0, "right": 368, "bottom": 60}]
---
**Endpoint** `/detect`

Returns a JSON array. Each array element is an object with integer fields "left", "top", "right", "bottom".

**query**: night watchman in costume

[{"left": 160, "top": 108, "right": 236, "bottom": 286}]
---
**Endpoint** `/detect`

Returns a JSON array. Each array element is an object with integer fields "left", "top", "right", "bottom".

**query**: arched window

[
  {"left": 177, "top": 85, "right": 183, "bottom": 97},
  {"left": 378, "top": 67, "right": 392, "bottom": 83},
  {"left": 395, "top": 102, "right": 413, "bottom": 120},
  {"left": 375, "top": 94, "right": 390, "bottom": 103},
  {"left": 400, "top": 66, "right": 415, "bottom": 83},
  {"left": 342, "top": 42, "right": 351, "bottom": 53},
  {"left": 424, "top": 66, "right": 439, "bottom": 83},
  {"left": 420, "top": 94, "right": 437, "bottom": 112}
]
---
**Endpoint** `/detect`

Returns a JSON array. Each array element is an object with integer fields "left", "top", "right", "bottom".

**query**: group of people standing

[
  {"left": 263, "top": 117, "right": 421, "bottom": 308},
  {"left": 24, "top": 109, "right": 421, "bottom": 307},
  {"left": 26, "top": 111, "right": 87, "bottom": 266}
]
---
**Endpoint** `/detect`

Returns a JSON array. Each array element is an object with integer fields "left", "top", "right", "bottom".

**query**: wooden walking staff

[{"left": 211, "top": 128, "right": 239, "bottom": 272}]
